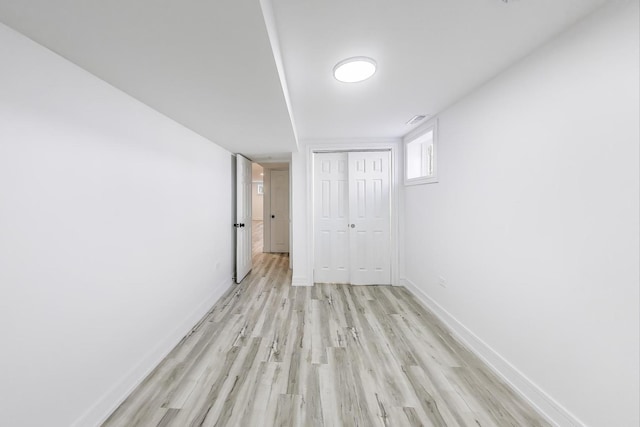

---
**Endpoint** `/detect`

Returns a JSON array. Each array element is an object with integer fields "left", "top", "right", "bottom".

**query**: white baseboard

[
  {"left": 71, "top": 277, "right": 233, "bottom": 427},
  {"left": 401, "top": 277, "right": 586, "bottom": 427},
  {"left": 291, "top": 275, "right": 312, "bottom": 286}
]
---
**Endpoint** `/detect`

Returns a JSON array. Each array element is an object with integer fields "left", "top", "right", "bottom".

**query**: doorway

[
  {"left": 236, "top": 159, "right": 291, "bottom": 282},
  {"left": 313, "top": 150, "right": 391, "bottom": 285}
]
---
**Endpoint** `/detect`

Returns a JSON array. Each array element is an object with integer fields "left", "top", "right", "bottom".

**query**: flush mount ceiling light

[{"left": 333, "top": 57, "right": 377, "bottom": 83}]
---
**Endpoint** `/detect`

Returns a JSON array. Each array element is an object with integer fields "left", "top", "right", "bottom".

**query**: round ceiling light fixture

[{"left": 333, "top": 56, "right": 377, "bottom": 83}]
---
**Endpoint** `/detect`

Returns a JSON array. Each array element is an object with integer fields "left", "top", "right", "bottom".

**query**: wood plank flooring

[
  {"left": 102, "top": 252, "right": 551, "bottom": 427},
  {"left": 252, "top": 220, "right": 263, "bottom": 257}
]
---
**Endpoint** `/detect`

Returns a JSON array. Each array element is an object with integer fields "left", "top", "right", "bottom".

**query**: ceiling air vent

[{"left": 406, "top": 115, "right": 428, "bottom": 125}]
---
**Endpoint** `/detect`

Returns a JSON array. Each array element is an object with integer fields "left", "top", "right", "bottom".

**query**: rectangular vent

[{"left": 406, "top": 115, "right": 428, "bottom": 125}]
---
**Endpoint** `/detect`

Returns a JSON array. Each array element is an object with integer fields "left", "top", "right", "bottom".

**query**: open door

[{"left": 235, "top": 154, "right": 252, "bottom": 283}]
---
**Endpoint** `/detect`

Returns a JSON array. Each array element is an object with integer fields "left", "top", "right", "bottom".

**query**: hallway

[{"left": 103, "top": 253, "right": 550, "bottom": 426}]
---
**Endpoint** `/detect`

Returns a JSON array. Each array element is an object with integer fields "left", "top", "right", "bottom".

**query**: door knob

[
  {"left": 271, "top": 214, "right": 275, "bottom": 219},
  {"left": 350, "top": 224, "right": 356, "bottom": 228}
]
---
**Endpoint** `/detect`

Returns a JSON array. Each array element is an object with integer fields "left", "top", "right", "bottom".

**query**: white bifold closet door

[{"left": 314, "top": 151, "right": 391, "bottom": 285}]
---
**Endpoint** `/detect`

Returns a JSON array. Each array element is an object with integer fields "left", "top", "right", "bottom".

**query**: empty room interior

[{"left": 1, "top": 0, "right": 638, "bottom": 426}]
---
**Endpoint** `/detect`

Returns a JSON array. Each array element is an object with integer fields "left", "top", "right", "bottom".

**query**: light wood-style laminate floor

[
  {"left": 103, "top": 252, "right": 551, "bottom": 427},
  {"left": 252, "top": 220, "right": 263, "bottom": 257}
]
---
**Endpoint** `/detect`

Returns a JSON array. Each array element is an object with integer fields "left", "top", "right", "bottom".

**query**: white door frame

[
  {"left": 306, "top": 140, "right": 401, "bottom": 286},
  {"left": 262, "top": 162, "right": 290, "bottom": 255}
]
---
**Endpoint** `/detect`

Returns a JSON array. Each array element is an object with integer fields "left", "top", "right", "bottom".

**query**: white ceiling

[
  {"left": 0, "top": 0, "right": 298, "bottom": 160},
  {"left": 0, "top": 0, "right": 609, "bottom": 154},
  {"left": 271, "top": 0, "right": 609, "bottom": 141}
]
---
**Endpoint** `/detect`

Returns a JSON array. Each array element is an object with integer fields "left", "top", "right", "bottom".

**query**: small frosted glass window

[
  {"left": 405, "top": 122, "right": 437, "bottom": 185},
  {"left": 406, "top": 130, "right": 433, "bottom": 179}
]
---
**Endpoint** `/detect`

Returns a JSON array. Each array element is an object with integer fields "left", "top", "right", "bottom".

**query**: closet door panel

[
  {"left": 348, "top": 151, "right": 391, "bottom": 285},
  {"left": 314, "top": 153, "right": 350, "bottom": 284}
]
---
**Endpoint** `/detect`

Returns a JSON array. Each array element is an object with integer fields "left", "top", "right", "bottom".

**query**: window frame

[{"left": 403, "top": 118, "right": 439, "bottom": 186}]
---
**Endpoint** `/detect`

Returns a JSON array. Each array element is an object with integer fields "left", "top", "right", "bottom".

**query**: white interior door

[
  {"left": 270, "top": 169, "right": 290, "bottom": 253},
  {"left": 348, "top": 151, "right": 391, "bottom": 285},
  {"left": 313, "top": 151, "right": 391, "bottom": 285},
  {"left": 235, "top": 154, "right": 252, "bottom": 283},
  {"left": 314, "top": 153, "right": 350, "bottom": 283}
]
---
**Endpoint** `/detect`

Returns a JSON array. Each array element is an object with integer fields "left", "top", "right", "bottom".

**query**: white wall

[
  {"left": 0, "top": 23, "right": 234, "bottom": 427},
  {"left": 291, "top": 150, "right": 309, "bottom": 285},
  {"left": 252, "top": 182, "right": 264, "bottom": 220},
  {"left": 401, "top": 2, "right": 639, "bottom": 426}
]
